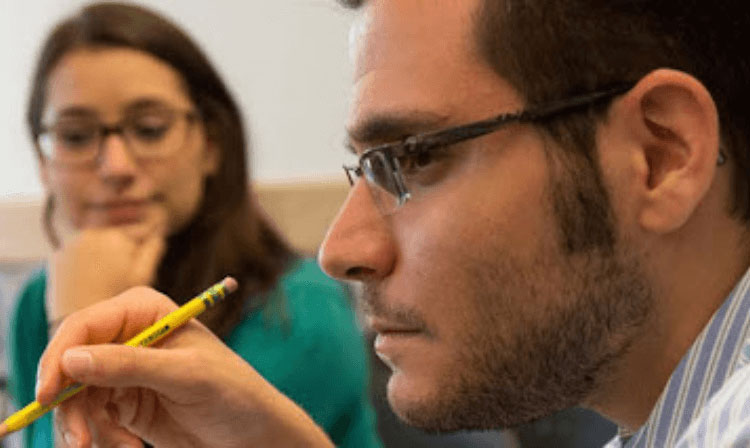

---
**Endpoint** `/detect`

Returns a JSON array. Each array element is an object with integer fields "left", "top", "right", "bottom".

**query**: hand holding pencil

[{"left": 5, "top": 282, "right": 333, "bottom": 448}]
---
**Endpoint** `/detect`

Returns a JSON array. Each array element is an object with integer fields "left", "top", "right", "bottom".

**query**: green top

[{"left": 6, "top": 259, "right": 381, "bottom": 448}]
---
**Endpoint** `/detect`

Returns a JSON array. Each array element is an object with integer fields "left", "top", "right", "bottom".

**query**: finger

[
  {"left": 118, "top": 207, "right": 168, "bottom": 243},
  {"left": 56, "top": 214, "right": 85, "bottom": 249},
  {"left": 36, "top": 289, "right": 178, "bottom": 404},
  {"left": 110, "top": 386, "right": 158, "bottom": 441},
  {"left": 131, "top": 235, "right": 166, "bottom": 285},
  {"left": 58, "top": 227, "right": 117, "bottom": 252},
  {"left": 55, "top": 391, "right": 93, "bottom": 448},
  {"left": 59, "top": 342, "right": 211, "bottom": 400},
  {"left": 86, "top": 388, "right": 145, "bottom": 448}
]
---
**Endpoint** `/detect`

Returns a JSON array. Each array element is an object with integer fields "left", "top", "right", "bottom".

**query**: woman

[{"left": 6, "top": 3, "right": 380, "bottom": 447}]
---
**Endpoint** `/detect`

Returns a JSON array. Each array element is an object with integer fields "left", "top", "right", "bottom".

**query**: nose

[
  {"left": 319, "top": 180, "right": 397, "bottom": 282},
  {"left": 97, "top": 133, "right": 138, "bottom": 189}
]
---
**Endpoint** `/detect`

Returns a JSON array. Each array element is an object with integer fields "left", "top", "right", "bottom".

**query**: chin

[
  {"left": 385, "top": 362, "right": 533, "bottom": 433},
  {"left": 386, "top": 370, "right": 437, "bottom": 428},
  {"left": 385, "top": 368, "right": 471, "bottom": 432}
]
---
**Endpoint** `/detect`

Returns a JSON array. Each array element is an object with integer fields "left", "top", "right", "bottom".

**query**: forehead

[
  {"left": 352, "top": 1, "right": 478, "bottom": 79},
  {"left": 347, "top": 0, "right": 523, "bottom": 142},
  {"left": 44, "top": 47, "right": 192, "bottom": 118}
]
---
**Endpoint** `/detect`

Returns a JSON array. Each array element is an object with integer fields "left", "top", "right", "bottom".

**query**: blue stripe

[
  {"left": 672, "top": 294, "right": 734, "bottom": 439},
  {"left": 717, "top": 391, "right": 732, "bottom": 435},
  {"left": 670, "top": 311, "right": 723, "bottom": 442},
  {"left": 707, "top": 295, "right": 749, "bottom": 395},
  {"left": 641, "top": 355, "right": 688, "bottom": 446},
  {"left": 694, "top": 402, "right": 709, "bottom": 447}
]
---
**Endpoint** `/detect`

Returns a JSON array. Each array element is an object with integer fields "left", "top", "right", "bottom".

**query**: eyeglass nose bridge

[
  {"left": 94, "top": 124, "right": 138, "bottom": 164},
  {"left": 100, "top": 124, "right": 126, "bottom": 140}
]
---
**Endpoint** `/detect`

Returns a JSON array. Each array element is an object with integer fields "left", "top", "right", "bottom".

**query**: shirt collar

[{"left": 612, "top": 267, "right": 750, "bottom": 447}]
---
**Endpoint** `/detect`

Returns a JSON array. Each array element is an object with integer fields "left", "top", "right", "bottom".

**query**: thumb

[{"left": 61, "top": 345, "right": 193, "bottom": 399}]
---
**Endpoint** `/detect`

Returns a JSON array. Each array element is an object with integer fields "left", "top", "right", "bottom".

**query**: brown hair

[
  {"left": 29, "top": 2, "right": 296, "bottom": 337},
  {"left": 340, "top": 0, "right": 750, "bottom": 222},
  {"left": 475, "top": 0, "right": 750, "bottom": 222}
]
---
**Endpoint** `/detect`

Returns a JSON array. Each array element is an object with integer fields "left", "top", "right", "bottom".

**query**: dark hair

[
  {"left": 29, "top": 2, "right": 295, "bottom": 337},
  {"left": 341, "top": 0, "right": 750, "bottom": 222},
  {"left": 475, "top": 0, "right": 750, "bottom": 221}
]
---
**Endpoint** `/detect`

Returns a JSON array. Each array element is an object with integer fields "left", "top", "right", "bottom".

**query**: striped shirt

[{"left": 604, "top": 268, "right": 750, "bottom": 447}]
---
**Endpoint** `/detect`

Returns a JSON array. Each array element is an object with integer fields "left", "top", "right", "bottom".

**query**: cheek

[
  {"left": 395, "top": 173, "right": 555, "bottom": 336},
  {"left": 151, "top": 160, "right": 210, "bottom": 232}
]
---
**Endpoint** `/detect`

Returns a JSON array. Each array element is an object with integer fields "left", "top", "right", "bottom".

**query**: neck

[{"left": 586, "top": 212, "right": 750, "bottom": 431}]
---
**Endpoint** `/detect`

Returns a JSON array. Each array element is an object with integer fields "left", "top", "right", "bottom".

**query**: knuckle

[
  {"left": 119, "top": 285, "right": 170, "bottom": 304},
  {"left": 122, "top": 285, "right": 153, "bottom": 297},
  {"left": 114, "top": 346, "right": 140, "bottom": 377}
]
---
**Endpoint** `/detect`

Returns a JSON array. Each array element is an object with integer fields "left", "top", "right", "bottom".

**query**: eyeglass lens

[
  {"left": 362, "top": 151, "right": 407, "bottom": 215},
  {"left": 39, "top": 110, "right": 189, "bottom": 164}
]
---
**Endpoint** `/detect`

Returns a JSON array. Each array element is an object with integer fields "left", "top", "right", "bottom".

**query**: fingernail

[
  {"left": 62, "top": 349, "right": 94, "bottom": 374},
  {"left": 63, "top": 431, "right": 78, "bottom": 446},
  {"left": 34, "top": 371, "right": 42, "bottom": 397},
  {"left": 34, "top": 362, "right": 45, "bottom": 397}
]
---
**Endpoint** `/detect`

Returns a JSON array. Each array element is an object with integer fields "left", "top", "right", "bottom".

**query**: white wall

[{"left": 0, "top": 0, "right": 355, "bottom": 199}]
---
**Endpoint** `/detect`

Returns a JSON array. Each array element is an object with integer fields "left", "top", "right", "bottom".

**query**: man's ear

[{"left": 619, "top": 69, "right": 721, "bottom": 233}]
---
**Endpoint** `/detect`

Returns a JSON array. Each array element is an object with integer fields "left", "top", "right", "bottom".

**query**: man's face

[{"left": 320, "top": 0, "right": 652, "bottom": 431}]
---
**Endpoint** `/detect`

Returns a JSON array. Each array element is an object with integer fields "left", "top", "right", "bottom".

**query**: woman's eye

[
  {"left": 56, "top": 125, "right": 96, "bottom": 148},
  {"left": 131, "top": 119, "right": 169, "bottom": 141}
]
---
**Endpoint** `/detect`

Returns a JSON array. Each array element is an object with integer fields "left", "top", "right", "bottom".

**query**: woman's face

[{"left": 39, "top": 47, "right": 219, "bottom": 236}]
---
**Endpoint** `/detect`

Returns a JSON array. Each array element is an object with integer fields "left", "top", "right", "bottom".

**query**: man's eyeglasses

[
  {"left": 37, "top": 107, "right": 198, "bottom": 166},
  {"left": 343, "top": 84, "right": 634, "bottom": 215}
]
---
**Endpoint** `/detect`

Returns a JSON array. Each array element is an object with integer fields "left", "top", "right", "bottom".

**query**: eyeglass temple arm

[
  {"left": 524, "top": 83, "right": 634, "bottom": 120},
  {"left": 403, "top": 114, "right": 523, "bottom": 154},
  {"left": 403, "top": 84, "right": 635, "bottom": 155}
]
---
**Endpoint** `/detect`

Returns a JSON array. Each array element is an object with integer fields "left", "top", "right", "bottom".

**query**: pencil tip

[
  {"left": 0, "top": 422, "right": 9, "bottom": 438},
  {"left": 222, "top": 276, "right": 238, "bottom": 294}
]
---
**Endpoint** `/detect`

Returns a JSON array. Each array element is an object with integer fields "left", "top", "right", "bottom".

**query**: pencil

[{"left": 0, "top": 276, "right": 238, "bottom": 438}]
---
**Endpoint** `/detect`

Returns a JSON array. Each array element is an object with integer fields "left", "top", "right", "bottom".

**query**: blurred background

[
  {"left": 0, "top": 0, "right": 354, "bottom": 199},
  {"left": 0, "top": 1, "right": 615, "bottom": 447}
]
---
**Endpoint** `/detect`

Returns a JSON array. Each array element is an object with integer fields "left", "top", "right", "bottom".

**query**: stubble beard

[
  {"left": 368, "top": 156, "right": 654, "bottom": 432},
  {"left": 397, "top": 245, "right": 653, "bottom": 432}
]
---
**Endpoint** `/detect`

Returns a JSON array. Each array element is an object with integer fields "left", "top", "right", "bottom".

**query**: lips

[
  {"left": 98, "top": 199, "right": 148, "bottom": 207},
  {"left": 367, "top": 316, "right": 424, "bottom": 336},
  {"left": 88, "top": 198, "right": 154, "bottom": 224}
]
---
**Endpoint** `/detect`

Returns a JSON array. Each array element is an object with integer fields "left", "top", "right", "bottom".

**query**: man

[{"left": 21, "top": 0, "right": 750, "bottom": 447}]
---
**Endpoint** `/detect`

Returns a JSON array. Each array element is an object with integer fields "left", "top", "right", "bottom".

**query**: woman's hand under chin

[{"left": 46, "top": 208, "right": 168, "bottom": 325}]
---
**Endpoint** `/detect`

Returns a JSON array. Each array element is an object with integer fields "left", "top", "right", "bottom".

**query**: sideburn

[{"left": 540, "top": 115, "right": 616, "bottom": 255}]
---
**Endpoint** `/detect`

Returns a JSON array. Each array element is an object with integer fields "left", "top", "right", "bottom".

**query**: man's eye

[
  {"left": 396, "top": 143, "right": 460, "bottom": 189},
  {"left": 398, "top": 148, "right": 443, "bottom": 174}
]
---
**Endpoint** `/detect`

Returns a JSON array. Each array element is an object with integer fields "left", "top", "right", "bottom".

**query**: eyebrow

[
  {"left": 49, "top": 97, "right": 178, "bottom": 123},
  {"left": 123, "top": 98, "right": 176, "bottom": 114},
  {"left": 53, "top": 106, "right": 97, "bottom": 120},
  {"left": 345, "top": 110, "right": 451, "bottom": 155}
]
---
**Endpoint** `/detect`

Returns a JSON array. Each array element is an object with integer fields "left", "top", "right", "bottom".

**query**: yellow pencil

[{"left": 0, "top": 276, "right": 238, "bottom": 438}]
